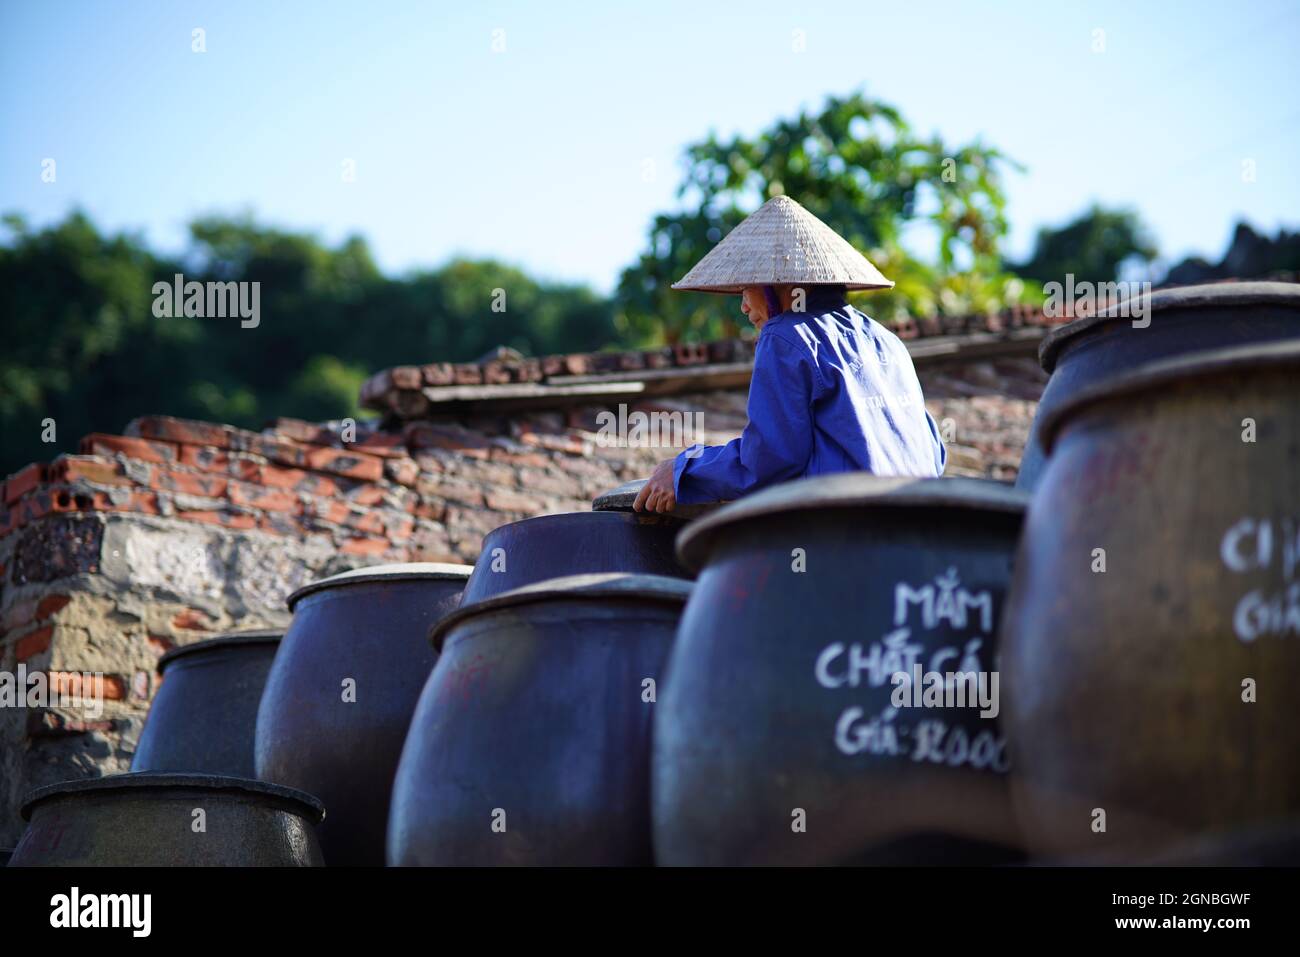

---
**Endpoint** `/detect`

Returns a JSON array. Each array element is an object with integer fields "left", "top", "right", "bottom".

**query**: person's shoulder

[
  {"left": 842, "top": 301, "right": 889, "bottom": 330},
  {"left": 759, "top": 319, "right": 815, "bottom": 356},
  {"left": 844, "top": 303, "right": 909, "bottom": 348}
]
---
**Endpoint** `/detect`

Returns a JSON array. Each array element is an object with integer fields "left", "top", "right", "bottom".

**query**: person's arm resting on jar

[{"left": 633, "top": 334, "right": 815, "bottom": 512}]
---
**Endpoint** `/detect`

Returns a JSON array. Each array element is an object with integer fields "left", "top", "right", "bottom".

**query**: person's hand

[{"left": 633, "top": 458, "right": 677, "bottom": 513}]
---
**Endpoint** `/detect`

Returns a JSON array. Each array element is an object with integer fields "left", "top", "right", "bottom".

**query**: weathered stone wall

[
  {"left": 0, "top": 510, "right": 360, "bottom": 844},
  {"left": 0, "top": 350, "right": 1047, "bottom": 845}
]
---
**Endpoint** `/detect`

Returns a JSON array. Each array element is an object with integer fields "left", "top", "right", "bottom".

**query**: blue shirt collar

[{"left": 769, "top": 286, "right": 850, "bottom": 324}]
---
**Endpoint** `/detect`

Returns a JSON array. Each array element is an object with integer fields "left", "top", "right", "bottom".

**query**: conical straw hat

[{"left": 671, "top": 195, "right": 893, "bottom": 294}]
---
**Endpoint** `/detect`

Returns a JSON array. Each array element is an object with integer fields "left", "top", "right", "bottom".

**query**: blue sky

[{"left": 2, "top": 0, "right": 1297, "bottom": 294}]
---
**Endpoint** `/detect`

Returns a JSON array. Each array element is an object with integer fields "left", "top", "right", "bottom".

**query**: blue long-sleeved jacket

[{"left": 672, "top": 290, "right": 946, "bottom": 504}]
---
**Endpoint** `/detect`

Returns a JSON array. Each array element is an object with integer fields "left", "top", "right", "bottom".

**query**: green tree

[
  {"left": 1008, "top": 204, "right": 1157, "bottom": 287},
  {"left": 0, "top": 212, "right": 619, "bottom": 477},
  {"left": 616, "top": 91, "right": 1026, "bottom": 343}
]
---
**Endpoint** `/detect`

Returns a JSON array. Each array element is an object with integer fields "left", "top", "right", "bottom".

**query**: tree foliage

[
  {"left": 1008, "top": 204, "right": 1158, "bottom": 286},
  {"left": 0, "top": 212, "right": 615, "bottom": 475},
  {"left": 615, "top": 91, "right": 1026, "bottom": 343}
]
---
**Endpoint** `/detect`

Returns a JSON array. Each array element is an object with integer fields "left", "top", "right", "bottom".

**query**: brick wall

[{"left": 0, "top": 337, "right": 1048, "bottom": 844}]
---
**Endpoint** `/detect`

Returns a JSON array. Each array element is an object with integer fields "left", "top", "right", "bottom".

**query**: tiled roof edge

[{"left": 361, "top": 304, "right": 1068, "bottom": 416}]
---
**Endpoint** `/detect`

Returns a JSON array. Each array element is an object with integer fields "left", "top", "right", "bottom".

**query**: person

[{"left": 634, "top": 195, "right": 946, "bottom": 514}]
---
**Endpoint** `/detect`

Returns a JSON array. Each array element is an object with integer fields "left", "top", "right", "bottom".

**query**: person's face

[{"left": 741, "top": 287, "right": 769, "bottom": 331}]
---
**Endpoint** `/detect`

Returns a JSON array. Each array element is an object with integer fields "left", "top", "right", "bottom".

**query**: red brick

[
  {"left": 47, "top": 456, "right": 129, "bottom": 487},
  {"left": 266, "top": 418, "right": 334, "bottom": 445},
  {"left": 404, "top": 423, "right": 492, "bottom": 459},
  {"left": 228, "top": 458, "right": 260, "bottom": 482},
  {"left": 517, "top": 467, "right": 581, "bottom": 497},
  {"left": 469, "top": 460, "right": 517, "bottom": 488},
  {"left": 340, "top": 535, "right": 390, "bottom": 556},
  {"left": 340, "top": 440, "right": 406, "bottom": 461},
  {"left": 36, "top": 595, "right": 71, "bottom": 619},
  {"left": 347, "top": 485, "right": 387, "bottom": 506},
  {"left": 247, "top": 462, "right": 336, "bottom": 496},
  {"left": 182, "top": 509, "right": 258, "bottom": 530},
  {"left": 309, "top": 499, "right": 353, "bottom": 525},
  {"left": 4, "top": 463, "right": 44, "bottom": 504},
  {"left": 417, "top": 479, "right": 484, "bottom": 507},
  {"left": 228, "top": 481, "right": 298, "bottom": 512},
  {"left": 304, "top": 447, "right": 385, "bottom": 482},
  {"left": 81, "top": 433, "right": 178, "bottom": 464},
  {"left": 422, "top": 362, "right": 455, "bottom": 386},
  {"left": 46, "top": 485, "right": 117, "bottom": 515},
  {"left": 172, "top": 608, "right": 214, "bottom": 631},
  {"left": 15, "top": 626, "right": 53, "bottom": 662},
  {"left": 352, "top": 433, "right": 409, "bottom": 458},
  {"left": 487, "top": 446, "right": 551, "bottom": 469},
  {"left": 384, "top": 457, "right": 420, "bottom": 487},
  {"left": 130, "top": 415, "right": 236, "bottom": 449},
  {"left": 518, "top": 430, "right": 588, "bottom": 456},
  {"left": 453, "top": 364, "right": 483, "bottom": 385},
  {"left": 411, "top": 452, "right": 448, "bottom": 476},
  {"left": 486, "top": 489, "right": 544, "bottom": 513},
  {"left": 391, "top": 366, "right": 423, "bottom": 390},
  {"left": 564, "top": 354, "right": 593, "bottom": 375},
  {"left": 295, "top": 472, "right": 343, "bottom": 497},
  {"left": 553, "top": 454, "right": 612, "bottom": 481},
  {"left": 673, "top": 343, "right": 709, "bottom": 366},
  {"left": 150, "top": 467, "right": 229, "bottom": 499},
  {"left": 45, "top": 488, "right": 74, "bottom": 514},
  {"left": 408, "top": 497, "right": 448, "bottom": 522},
  {"left": 385, "top": 515, "right": 416, "bottom": 542},
  {"left": 178, "top": 444, "right": 230, "bottom": 473},
  {"left": 342, "top": 510, "right": 387, "bottom": 536},
  {"left": 123, "top": 490, "right": 162, "bottom": 515},
  {"left": 240, "top": 435, "right": 310, "bottom": 470},
  {"left": 28, "top": 712, "right": 117, "bottom": 737},
  {"left": 49, "top": 672, "right": 126, "bottom": 700},
  {"left": 258, "top": 511, "right": 308, "bottom": 536},
  {"left": 410, "top": 542, "right": 457, "bottom": 563}
]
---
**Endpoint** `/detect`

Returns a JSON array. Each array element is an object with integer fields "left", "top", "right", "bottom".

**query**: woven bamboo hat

[{"left": 671, "top": 195, "right": 893, "bottom": 294}]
